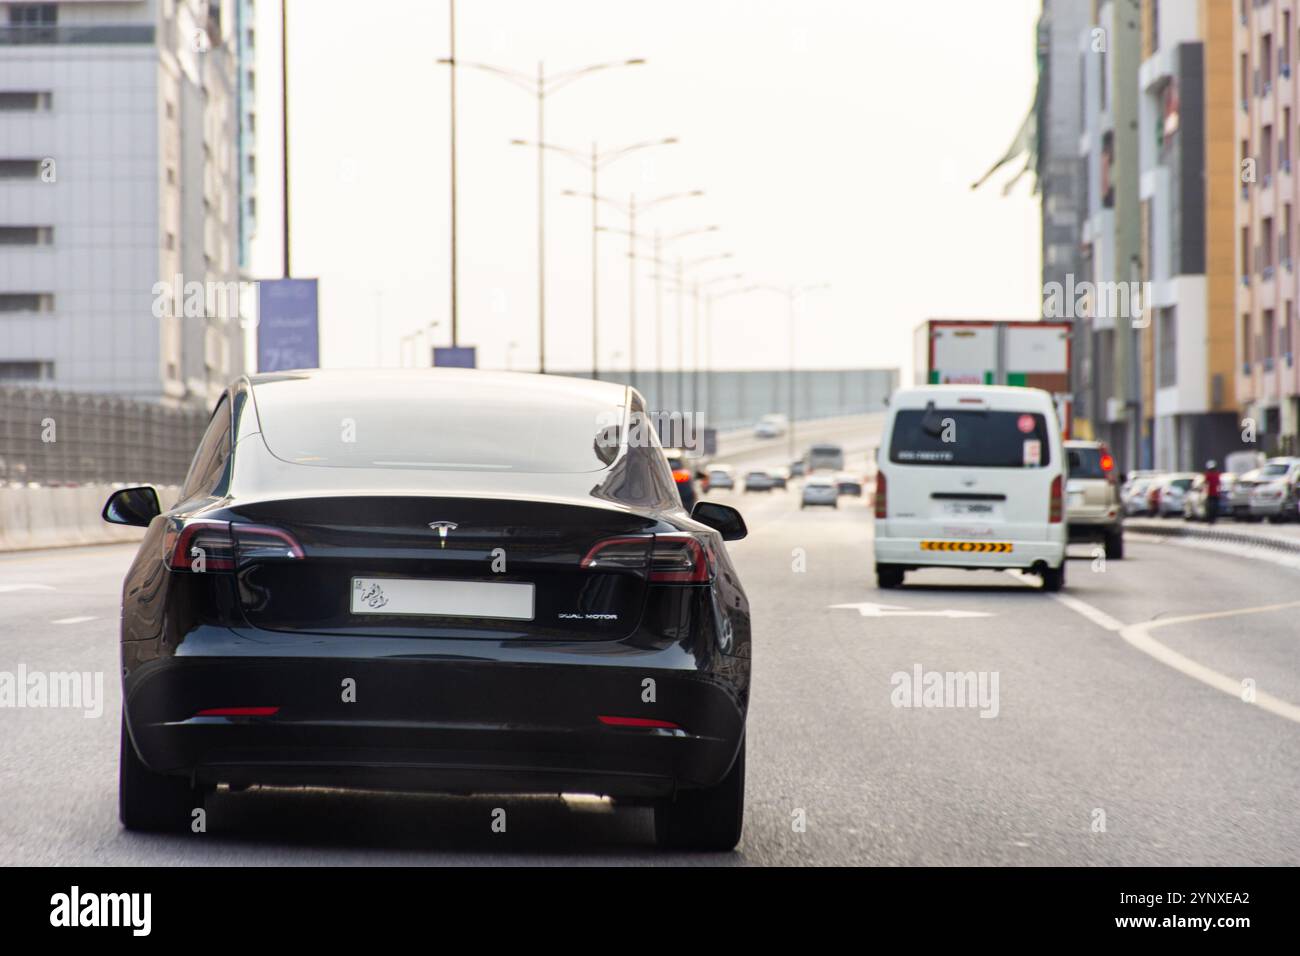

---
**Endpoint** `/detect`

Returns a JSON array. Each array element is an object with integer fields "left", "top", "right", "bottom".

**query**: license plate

[
  {"left": 943, "top": 501, "right": 999, "bottom": 518},
  {"left": 350, "top": 577, "right": 535, "bottom": 620},
  {"left": 1068, "top": 492, "right": 1085, "bottom": 508}
]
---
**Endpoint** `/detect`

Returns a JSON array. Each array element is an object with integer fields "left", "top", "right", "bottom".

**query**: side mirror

[
  {"left": 102, "top": 486, "right": 162, "bottom": 528},
  {"left": 691, "top": 500, "right": 747, "bottom": 541}
]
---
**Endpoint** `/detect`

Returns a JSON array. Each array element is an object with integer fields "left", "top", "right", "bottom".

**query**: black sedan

[{"left": 104, "top": 369, "right": 751, "bottom": 850}]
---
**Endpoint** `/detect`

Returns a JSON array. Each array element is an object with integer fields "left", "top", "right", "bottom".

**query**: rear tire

[
  {"left": 119, "top": 714, "right": 200, "bottom": 833},
  {"left": 1040, "top": 561, "right": 1066, "bottom": 592},
  {"left": 876, "top": 564, "right": 904, "bottom": 589},
  {"left": 655, "top": 739, "right": 745, "bottom": 851},
  {"left": 1104, "top": 529, "right": 1124, "bottom": 560}
]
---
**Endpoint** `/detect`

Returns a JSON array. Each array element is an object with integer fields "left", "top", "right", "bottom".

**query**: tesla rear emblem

[{"left": 428, "top": 521, "right": 458, "bottom": 547}]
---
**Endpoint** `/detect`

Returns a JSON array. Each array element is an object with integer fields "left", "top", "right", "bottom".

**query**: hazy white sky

[{"left": 249, "top": 0, "right": 1043, "bottom": 379}]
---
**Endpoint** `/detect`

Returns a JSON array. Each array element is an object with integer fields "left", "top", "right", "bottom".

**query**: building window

[
  {"left": 7, "top": 4, "right": 57, "bottom": 26},
  {"left": 1263, "top": 125, "right": 1274, "bottom": 181},
  {"left": 1264, "top": 309, "right": 1277, "bottom": 371},
  {"left": 1287, "top": 302, "right": 1295, "bottom": 365},
  {"left": 1158, "top": 308, "right": 1178, "bottom": 387},
  {"left": 0, "top": 293, "right": 53, "bottom": 312},
  {"left": 0, "top": 226, "right": 53, "bottom": 245},
  {"left": 1243, "top": 225, "right": 1252, "bottom": 279},
  {"left": 0, "top": 360, "right": 54, "bottom": 381},
  {"left": 1263, "top": 216, "right": 1276, "bottom": 274},
  {"left": 0, "top": 91, "right": 52, "bottom": 111},
  {"left": 0, "top": 160, "right": 44, "bottom": 180},
  {"left": 1243, "top": 317, "right": 1253, "bottom": 374},
  {"left": 1263, "top": 34, "right": 1275, "bottom": 94}
]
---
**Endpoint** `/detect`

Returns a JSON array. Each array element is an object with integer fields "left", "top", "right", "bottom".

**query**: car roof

[{"left": 890, "top": 384, "right": 1055, "bottom": 410}]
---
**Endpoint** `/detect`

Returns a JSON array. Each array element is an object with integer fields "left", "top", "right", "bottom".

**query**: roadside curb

[{"left": 1125, "top": 518, "right": 1300, "bottom": 557}]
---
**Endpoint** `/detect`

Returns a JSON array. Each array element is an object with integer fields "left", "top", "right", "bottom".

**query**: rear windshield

[
  {"left": 254, "top": 377, "right": 627, "bottom": 473},
  {"left": 1067, "top": 446, "right": 1107, "bottom": 479},
  {"left": 889, "top": 408, "right": 1052, "bottom": 468},
  {"left": 1168, "top": 478, "right": 1193, "bottom": 491},
  {"left": 1261, "top": 462, "right": 1292, "bottom": 477}
]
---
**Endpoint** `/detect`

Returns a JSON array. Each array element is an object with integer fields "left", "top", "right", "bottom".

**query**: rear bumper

[
  {"left": 123, "top": 631, "right": 747, "bottom": 799},
  {"left": 874, "top": 535, "right": 1065, "bottom": 570},
  {"left": 1066, "top": 513, "right": 1121, "bottom": 539}
]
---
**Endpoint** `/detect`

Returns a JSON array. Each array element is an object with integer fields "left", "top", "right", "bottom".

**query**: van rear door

[{"left": 884, "top": 400, "right": 1058, "bottom": 542}]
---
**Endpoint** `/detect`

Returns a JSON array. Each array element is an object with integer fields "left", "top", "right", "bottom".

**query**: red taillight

[
  {"left": 874, "top": 471, "right": 887, "bottom": 519},
  {"left": 650, "top": 533, "right": 713, "bottom": 583},
  {"left": 1049, "top": 474, "right": 1063, "bottom": 523},
  {"left": 598, "top": 715, "right": 681, "bottom": 730},
  {"left": 582, "top": 533, "right": 713, "bottom": 582},
  {"left": 195, "top": 706, "right": 279, "bottom": 717},
  {"left": 671, "top": 468, "right": 692, "bottom": 484},
  {"left": 164, "top": 519, "right": 234, "bottom": 571},
  {"left": 165, "top": 519, "right": 304, "bottom": 572}
]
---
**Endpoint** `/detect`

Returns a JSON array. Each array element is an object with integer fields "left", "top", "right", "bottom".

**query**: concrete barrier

[{"left": 0, "top": 484, "right": 180, "bottom": 553}]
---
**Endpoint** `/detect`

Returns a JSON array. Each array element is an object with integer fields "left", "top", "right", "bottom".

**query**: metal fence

[{"left": 0, "top": 386, "right": 208, "bottom": 485}]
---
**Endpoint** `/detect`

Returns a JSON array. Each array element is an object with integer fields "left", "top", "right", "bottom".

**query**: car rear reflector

[
  {"left": 194, "top": 706, "right": 279, "bottom": 717},
  {"left": 874, "top": 471, "right": 887, "bottom": 519},
  {"left": 1049, "top": 474, "right": 1063, "bottom": 523},
  {"left": 598, "top": 715, "right": 681, "bottom": 729}
]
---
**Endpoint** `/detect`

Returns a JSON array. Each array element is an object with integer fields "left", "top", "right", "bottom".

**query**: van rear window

[{"left": 889, "top": 409, "right": 1052, "bottom": 468}]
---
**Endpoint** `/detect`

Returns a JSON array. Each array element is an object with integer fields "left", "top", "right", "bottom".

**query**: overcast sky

[{"left": 249, "top": 0, "right": 1043, "bottom": 380}]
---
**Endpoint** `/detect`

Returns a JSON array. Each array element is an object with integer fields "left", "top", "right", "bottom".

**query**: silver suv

[{"left": 1064, "top": 440, "right": 1124, "bottom": 559}]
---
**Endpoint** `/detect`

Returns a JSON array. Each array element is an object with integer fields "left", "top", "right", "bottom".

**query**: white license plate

[
  {"left": 351, "top": 577, "right": 535, "bottom": 621},
  {"left": 943, "top": 501, "right": 1000, "bottom": 519}
]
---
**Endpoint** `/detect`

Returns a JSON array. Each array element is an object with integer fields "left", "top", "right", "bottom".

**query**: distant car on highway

[
  {"left": 873, "top": 385, "right": 1068, "bottom": 591},
  {"left": 662, "top": 447, "right": 699, "bottom": 511},
  {"left": 743, "top": 469, "right": 775, "bottom": 492},
  {"left": 789, "top": 459, "right": 806, "bottom": 478},
  {"left": 1063, "top": 440, "right": 1123, "bottom": 559},
  {"left": 800, "top": 476, "right": 839, "bottom": 509},
  {"left": 753, "top": 413, "right": 788, "bottom": 439},
  {"left": 705, "top": 464, "right": 735, "bottom": 492},
  {"left": 100, "top": 369, "right": 752, "bottom": 849},
  {"left": 806, "top": 443, "right": 844, "bottom": 472},
  {"left": 833, "top": 473, "right": 862, "bottom": 496},
  {"left": 767, "top": 467, "right": 790, "bottom": 489}
]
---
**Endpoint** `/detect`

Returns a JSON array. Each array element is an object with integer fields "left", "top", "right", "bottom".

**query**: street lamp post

[
  {"left": 437, "top": 55, "right": 646, "bottom": 370},
  {"left": 531, "top": 136, "right": 676, "bottom": 378}
]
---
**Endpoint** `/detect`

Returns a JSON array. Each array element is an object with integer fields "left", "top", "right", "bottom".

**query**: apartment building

[
  {"left": 1236, "top": 0, "right": 1300, "bottom": 454},
  {"left": 0, "top": 0, "right": 244, "bottom": 407},
  {"left": 1077, "top": 0, "right": 1144, "bottom": 470},
  {"left": 1137, "top": 0, "right": 1245, "bottom": 469}
]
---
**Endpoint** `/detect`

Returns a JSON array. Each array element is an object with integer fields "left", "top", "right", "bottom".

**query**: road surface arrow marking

[{"left": 829, "top": 601, "right": 993, "bottom": 619}]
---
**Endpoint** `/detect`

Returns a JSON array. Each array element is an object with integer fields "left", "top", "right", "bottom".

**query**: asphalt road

[{"left": 2, "top": 429, "right": 1299, "bottom": 865}]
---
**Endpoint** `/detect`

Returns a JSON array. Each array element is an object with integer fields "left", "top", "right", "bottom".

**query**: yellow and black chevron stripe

[{"left": 920, "top": 540, "right": 1013, "bottom": 553}]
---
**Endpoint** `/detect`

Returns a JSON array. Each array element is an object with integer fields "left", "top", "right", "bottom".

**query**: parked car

[
  {"left": 800, "top": 476, "right": 839, "bottom": 509},
  {"left": 873, "top": 385, "right": 1068, "bottom": 592},
  {"left": 1063, "top": 440, "right": 1123, "bottom": 559},
  {"left": 1228, "top": 467, "right": 1264, "bottom": 520},
  {"left": 705, "top": 464, "right": 735, "bottom": 492},
  {"left": 102, "top": 369, "right": 752, "bottom": 849},
  {"left": 1149, "top": 473, "right": 1198, "bottom": 517},
  {"left": 743, "top": 469, "right": 775, "bottom": 492},
  {"left": 1248, "top": 457, "right": 1300, "bottom": 522},
  {"left": 1121, "top": 476, "right": 1156, "bottom": 516},
  {"left": 1183, "top": 473, "right": 1233, "bottom": 522},
  {"left": 833, "top": 473, "right": 863, "bottom": 496}
]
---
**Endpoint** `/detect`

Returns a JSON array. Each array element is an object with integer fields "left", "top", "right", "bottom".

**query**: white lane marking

[
  {"left": 1042, "top": 586, "right": 1300, "bottom": 726},
  {"left": 51, "top": 616, "right": 96, "bottom": 625},
  {"left": 0, "top": 584, "right": 56, "bottom": 594},
  {"left": 830, "top": 601, "right": 993, "bottom": 619}
]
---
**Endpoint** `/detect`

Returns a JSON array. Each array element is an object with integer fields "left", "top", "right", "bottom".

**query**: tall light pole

[
  {"left": 531, "top": 136, "right": 676, "bottom": 377},
  {"left": 441, "top": 0, "right": 459, "bottom": 344},
  {"left": 702, "top": 282, "right": 753, "bottom": 426},
  {"left": 438, "top": 57, "right": 645, "bottom": 371},
  {"left": 577, "top": 190, "right": 704, "bottom": 383},
  {"left": 280, "top": 0, "right": 291, "bottom": 277},
  {"left": 690, "top": 273, "right": 744, "bottom": 421},
  {"left": 738, "top": 282, "right": 830, "bottom": 459}
]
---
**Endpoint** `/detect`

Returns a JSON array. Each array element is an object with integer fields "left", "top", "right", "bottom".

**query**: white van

[{"left": 873, "top": 385, "right": 1068, "bottom": 591}]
